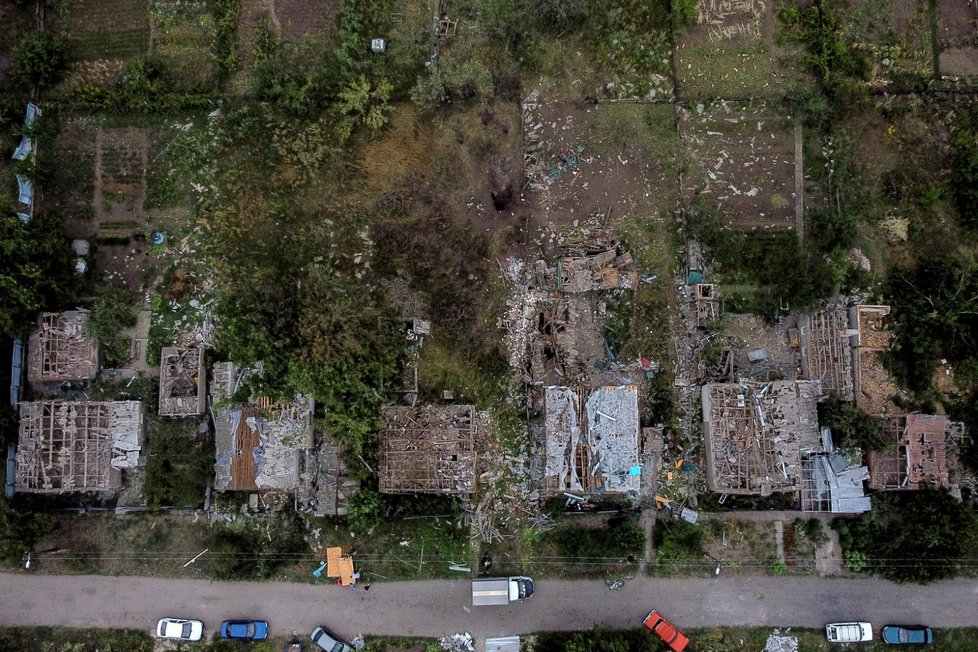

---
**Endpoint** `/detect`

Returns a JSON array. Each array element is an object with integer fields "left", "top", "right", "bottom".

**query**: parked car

[
  {"left": 643, "top": 610, "right": 690, "bottom": 652},
  {"left": 826, "top": 622, "right": 874, "bottom": 643},
  {"left": 156, "top": 617, "right": 204, "bottom": 641},
  {"left": 221, "top": 619, "right": 269, "bottom": 640},
  {"left": 311, "top": 625, "right": 354, "bottom": 652},
  {"left": 882, "top": 625, "right": 934, "bottom": 645}
]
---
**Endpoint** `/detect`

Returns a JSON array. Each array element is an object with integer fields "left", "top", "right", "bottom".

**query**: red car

[{"left": 643, "top": 610, "right": 690, "bottom": 652}]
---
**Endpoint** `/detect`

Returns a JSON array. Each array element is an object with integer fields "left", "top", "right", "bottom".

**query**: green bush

[
  {"left": 347, "top": 488, "right": 386, "bottom": 534},
  {"left": 549, "top": 516, "right": 646, "bottom": 561},
  {"left": 951, "top": 128, "right": 978, "bottom": 230},
  {"left": 411, "top": 61, "right": 494, "bottom": 112},
  {"left": 11, "top": 32, "right": 70, "bottom": 89}
]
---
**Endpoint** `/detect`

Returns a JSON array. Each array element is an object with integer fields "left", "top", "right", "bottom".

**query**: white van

[{"left": 825, "top": 622, "right": 873, "bottom": 643}]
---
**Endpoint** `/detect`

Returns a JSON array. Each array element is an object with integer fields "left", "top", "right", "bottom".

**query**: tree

[
  {"left": 833, "top": 490, "right": 978, "bottom": 583},
  {"left": 0, "top": 212, "right": 79, "bottom": 338},
  {"left": 87, "top": 286, "right": 138, "bottom": 368},
  {"left": 0, "top": 498, "right": 56, "bottom": 565},
  {"left": 10, "top": 32, "right": 70, "bottom": 89},
  {"left": 885, "top": 250, "right": 978, "bottom": 392},
  {"left": 334, "top": 75, "right": 393, "bottom": 142},
  {"left": 817, "top": 398, "right": 888, "bottom": 451}
]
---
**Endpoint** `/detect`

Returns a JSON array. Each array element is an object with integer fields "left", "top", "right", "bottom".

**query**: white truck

[{"left": 471, "top": 576, "right": 534, "bottom": 606}]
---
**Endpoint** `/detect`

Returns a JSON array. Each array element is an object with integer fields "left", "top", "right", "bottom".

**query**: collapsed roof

[
  {"left": 211, "top": 361, "right": 314, "bottom": 493},
  {"left": 159, "top": 346, "right": 206, "bottom": 416},
  {"left": 15, "top": 400, "right": 145, "bottom": 493},
  {"left": 378, "top": 404, "right": 479, "bottom": 496},
  {"left": 543, "top": 385, "right": 640, "bottom": 494},
  {"left": 28, "top": 311, "right": 99, "bottom": 383},
  {"left": 702, "top": 380, "right": 822, "bottom": 496}
]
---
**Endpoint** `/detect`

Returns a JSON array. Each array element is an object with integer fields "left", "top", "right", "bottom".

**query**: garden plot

[
  {"left": 676, "top": 0, "right": 806, "bottom": 99},
  {"left": 840, "top": 0, "right": 934, "bottom": 85},
  {"left": 95, "top": 127, "right": 147, "bottom": 227},
  {"left": 62, "top": 0, "right": 149, "bottom": 61},
  {"left": 680, "top": 101, "right": 798, "bottom": 229},
  {"left": 49, "top": 116, "right": 98, "bottom": 234},
  {"left": 150, "top": 1, "right": 215, "bottom": 86},
  {"left": 938, "top": 0, "right": 978, "bottom": 77}
]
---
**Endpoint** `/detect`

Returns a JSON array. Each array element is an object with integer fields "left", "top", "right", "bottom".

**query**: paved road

[{"left": 1, "top": 572, "right": 976, "bottom": 643}]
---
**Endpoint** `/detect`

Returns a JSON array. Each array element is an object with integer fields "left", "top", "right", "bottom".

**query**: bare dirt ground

[
  {"left": 273, "top": 0, "right": 341, "bottom": 41},
  {"left": 680, "top": 102, "right": 798, "bottom": 229},
  {"left": 938, "top": 0, "right": 978, "bottom": 40},
  {"left": 521, "top": 92, "right": 679, "bottom": 256}
]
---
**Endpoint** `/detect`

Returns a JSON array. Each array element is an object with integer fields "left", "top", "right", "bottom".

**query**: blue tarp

[
  {"left": 12, "top": 136, "right": 32, "bottom": 160},
  {"left": 25, "top": 102, "right": 39, "bottom": 129},
  {"left": 16, "top": 175, "right": 32, "bottom": 205},
  {"left": 17, "top": 212, "right": 30, "bottom": 223},
  {"left": 10, "top": 337, "right": 23, "bottom": 407}
]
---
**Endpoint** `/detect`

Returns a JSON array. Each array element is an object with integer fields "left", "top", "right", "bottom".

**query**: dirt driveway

[{"left": 0, "top": 572, "right": 975, "bottom": 644}]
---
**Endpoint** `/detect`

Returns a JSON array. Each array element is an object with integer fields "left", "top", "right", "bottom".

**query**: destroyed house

[
  {"left": 799, "top": 306, "right": 853, "bottom": 400},
  {"left": 159, "top": 346, "right": 205, "bottom": 416},
  {"left": 702, "top": 381, "right": 821, "bottom": 496},
  {"left": 543, "top": 385, "right": 640, "bottom": 494},
  {"left": 28, "top": 311, "right": 99, "bottom": 383},
  {"left": 555, "top": 246, "right": 638, "bottom": 293},
  {"left": 378, "top": 405, "right": 478, "bottom": 496},
  {"left": 15, "top": 400, "right": 145, "bottom": 493},
  {"left": 849, "top": 305, "right": 899, "bottom": 415},
  {"left": 868, "top": 414, "right": 956, "bottom": 491},
  {"left": 211, "top": 361, "right": 314, "bottom": 493},
  {"left": 213, "top": 396, "right": 314, "bottom": 492}
]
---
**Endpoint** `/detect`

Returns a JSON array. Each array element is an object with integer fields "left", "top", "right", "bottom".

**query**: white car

[
  {"left": 157, "top": 617, "right": 204, "bottom": 641},
  {"left": 826, "top": 622, "right": 873, "bottom": 643}
]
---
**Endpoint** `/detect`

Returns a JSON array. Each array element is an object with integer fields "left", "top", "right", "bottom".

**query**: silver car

[{"left": 311, "top": 625, "right": 353, "bottom": 652}]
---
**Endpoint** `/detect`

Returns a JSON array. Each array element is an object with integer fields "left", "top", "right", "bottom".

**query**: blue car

[
  {"left": 882, "top": 625, "right": 933, "bottom": 645},
  {"left": 220, "top": 619, "right": 269, "bottom": 640}
]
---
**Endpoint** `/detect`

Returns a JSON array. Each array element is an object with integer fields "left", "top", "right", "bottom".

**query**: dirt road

[{"left": 0, "top": 572, "right": 975, "bottom": 643}]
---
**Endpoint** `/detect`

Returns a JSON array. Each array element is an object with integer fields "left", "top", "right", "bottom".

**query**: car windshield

[{"left": 181, "top": 623, "right": 191, "bottom": 638}]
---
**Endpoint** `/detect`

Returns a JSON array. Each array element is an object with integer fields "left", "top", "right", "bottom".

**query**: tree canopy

[
  {"left": 0, "top": 212, "right": 79, "bottom": 338},
  {"left": 833, "top": 490, "right": 978, "bottom": 583}
]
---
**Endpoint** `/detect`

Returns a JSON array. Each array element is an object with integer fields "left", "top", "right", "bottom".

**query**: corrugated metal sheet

[{"left": 485, "top": 636, "right": 520, "bottom": 652}]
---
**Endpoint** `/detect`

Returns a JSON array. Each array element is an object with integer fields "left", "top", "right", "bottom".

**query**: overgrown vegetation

[
  {"left": 0, "top": 212, "right": 79, "bottom": 338},
  {"left": 544, "top": 515, "right": 646, "bottom": 566},
  {"left": 207, "top": 507, "right": 308, "bottom": 580},
  {"left": 651, "top": 518, "right": 704, "bottom": 575},
  {"left": 0, "top": 497, "right": 56, "bottom": 565},
  {"left": 817, "top": 398, "right": 888, "bottom": 451},
  {"left": 142, "top": 417, "right": 213, "bottom": 508},
  {"left": 86, "top": 285, "right": 138, "bottom": 367},
  {"left": 833, "top": 489, "right": 978, "bottom": 583}
]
